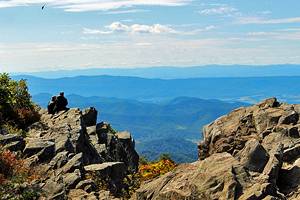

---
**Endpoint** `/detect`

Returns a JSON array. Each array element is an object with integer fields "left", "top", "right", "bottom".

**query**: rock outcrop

[
  {"left": 134, "top": 98, "right": 300, "bottom": 199},
  {"left": 0, "top": 107, "right": 139, "bottom": 199}
]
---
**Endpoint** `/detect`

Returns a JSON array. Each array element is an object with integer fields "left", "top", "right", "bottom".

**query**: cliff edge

[
  {"left": 134, "top": 98, "right": 300, "bottom": 199},
  {"left": 1, "top": 107, "right": 139, "bottom": 199}
]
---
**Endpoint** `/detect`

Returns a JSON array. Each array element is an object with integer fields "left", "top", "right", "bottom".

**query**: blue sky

[{"left": 0, "top": 0, "right": 300, "bottom": 72}]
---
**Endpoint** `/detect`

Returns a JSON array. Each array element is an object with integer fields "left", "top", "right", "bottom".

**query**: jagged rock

[
  {"left": 42, "top": 176, "right": 65, "bottom": 199},
  {"left": 23, "top": 139, "right": 55, "bottom": 161},
  {"left": 262, "top": 144, "right": 283, "bottom": 185},
  {"left": 135, "top": 153, "right": 250, "bottom": 200},
  {"left": 3, "top": 140, "right": 25, "bottom": 151},
  {"left": 55, "top": 135, "right": 74, "bottom": 153},
  {"left": 63, "top": 169, "right": 82, "bottom": 189},
  {"left": 68, "top": 189, "right": 96, "bottom": 200},
  {"left": 49, "top": 151, "right": 69, "bottom": 170},
  {"left": 21, "top": 107, "right": 139, "bottom": 199},
  {"left": 115, "top": 131, "right": 139, "bottom": 172},
  {"left": 28, "top": 108, "right": 102, "bottom": 165},
  {"left": 84, "top": 162, "right": 125, "bottom": 180},
  {"left": 278, "top": 110, "right": 299, "bottom": 125},
  {"left": 85, "top": 162, "right": 126, "bottom": 193},
  {"left": 236, "top": 139, "right": 269, "bottom": 172},
  {"left": 0, "top": 134, "right": 25, "bottom": 151},
  {"left": 239, "top": 183, "right": 276, "bottom": 200},
  {"left": 75, "top": 179, "right": 96, "bottom": 192},
  {"left": 282, "top": 143, "right": 300, "bottom": 163},
  {"left": 82, "top": 107, "right": 98, "bottom": 127},
  {"left": 138, "top": 98, "right": 300, "bottom": 200},
  {"left": 61, "top": 152, "right": 83, "bottom": 173}
]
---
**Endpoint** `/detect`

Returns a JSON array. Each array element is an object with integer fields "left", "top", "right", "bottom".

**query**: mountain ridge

[
  {"left": 12, "top": 64, "right": 300, "bottom": 79},
  {"left": 13, "top": 75, "right": 300, "bottom": 104}
]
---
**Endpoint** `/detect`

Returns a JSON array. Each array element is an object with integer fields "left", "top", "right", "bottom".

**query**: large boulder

[
  {"left": 134, "top": 153, "right": 282, "bottom": 200},
  {"left": 24, "top": 107, "right": 139, "bottom": 199},
  {"left": 135, "top": 98, "right": 300, "bottom": 199},
  {"left": 196, "top": 98, "right": 300, "bottom": 199}
]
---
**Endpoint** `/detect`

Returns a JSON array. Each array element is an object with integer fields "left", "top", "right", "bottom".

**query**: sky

[{"left": 0, "top": 0, "right": 300, "bottom": 72}]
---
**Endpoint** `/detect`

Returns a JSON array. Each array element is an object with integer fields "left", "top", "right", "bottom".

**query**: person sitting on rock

[
  {"left": 47, "top": 96, "right": 57, "bottom": 114},
  {"left": 55, "top": 92, "right": 68, "bottom": 113}
]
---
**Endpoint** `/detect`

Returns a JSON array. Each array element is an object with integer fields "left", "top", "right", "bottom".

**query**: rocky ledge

[
  {"left": 134, "top": 98, "right": 300, "bottom": 200},
  {"left": 0, "top": 107, "right": 139, "bottom": 199}
]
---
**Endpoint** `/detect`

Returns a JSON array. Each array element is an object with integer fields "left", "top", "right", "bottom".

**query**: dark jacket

[
  {"left": 47, "top": 100, "right": 56, "bottom": 114},
  {"left": 55, "top": 95, "right": 68, "bottom": 112}
]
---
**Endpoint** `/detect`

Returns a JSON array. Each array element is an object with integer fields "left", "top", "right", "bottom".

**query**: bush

[
  {"left": 0, "top": 73, "right": 40, "bottom": 129},
  {"left": 0, "top": 148, "right": 27, "bottom": 183},
  {"left": 138, "top": 154, "right": 176, "bottom": 182},
  {"left": 0, "top": 148, "right": 41, "bottom": 199}
]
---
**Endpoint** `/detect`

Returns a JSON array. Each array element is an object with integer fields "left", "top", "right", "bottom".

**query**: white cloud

[
  {"left": 83, "top": 22, "right": 178, "bottom": 35},
  {"left": 83, "top": 22, "right": 216, "bottom": 36},
  {"left": 247, "top": 32, "right": 276, "bottom": 36},
  {"left": 199, "top": 6, "right": 237, "bottom": 16},
  {"left": 82, "top": 28, "right": 112, "bottom": 35},
  {"left": 238, "top": 17, "right": 300, "bottom": 25},
  {"left": 108, "top": 22, "right": 130, "bottom": 32},
  {"left": 0, "top": 0, "right": 191, "bottom": 12},
  {"left": 103, "top": 9, "right": 148, "bottom": 15}
]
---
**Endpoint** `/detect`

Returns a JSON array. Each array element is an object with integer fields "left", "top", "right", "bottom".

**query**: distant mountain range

[
  {"left": 33, "top": 93, "right": 248, "bottom": 162},
  {"left": 14, "top": 75, "right": 300, "bottom": 103},
  {"left": 13, "top": 64, "right": 300, "bottom": 79},
  {"left": 14, "top": 73, "right": 300, "bottom": 162}
]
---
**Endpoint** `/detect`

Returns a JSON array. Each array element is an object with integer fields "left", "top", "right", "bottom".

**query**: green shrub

[{"left": 0, "top": 73, "right": 40, "bottom": 129}]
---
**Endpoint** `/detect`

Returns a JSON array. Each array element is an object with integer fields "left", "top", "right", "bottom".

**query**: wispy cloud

[
  {"left": 247, "top": 29, "right": 300, "bottom": 41},
  {"left": 0, "top": 0, "right": 191, "bottom": 12},
  {"left": 83, "top": 22, "right": 216, "bottom": 36},
  {"left": 83, "top": 28, "right": 112, "bottom": 35},
  {"left": 238, "top": 17, "right": 300, "bottom": 24},
  {"left": 199, "top": 5, "right": 238, "bottom": 16},
  {"left": 102, "top": 9, "right": 148, "bottom": 15},
  {"left": 83, "top": 22, "right": 178, "bottom": 35}
]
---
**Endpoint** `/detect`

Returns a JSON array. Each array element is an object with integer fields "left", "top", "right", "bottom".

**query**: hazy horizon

[{"left": 1, "top": 0, "right": 300, "bottom": 72}]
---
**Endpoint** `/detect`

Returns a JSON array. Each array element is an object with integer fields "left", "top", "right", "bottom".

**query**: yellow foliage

[{"left": 139, "top": 159, "right": 176, "bottom": 181}]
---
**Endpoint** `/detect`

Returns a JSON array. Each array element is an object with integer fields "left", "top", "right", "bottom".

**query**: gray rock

[
  {"left": 63, "top": 169, "right": 82, "bottom": 190},
  {"left": 82, "top": 107, "right": 97, "bottom": 127},
  {"left": 236, "top": 139, "right": 270, "bottom": 172},
  {"left": 23, "top": 139, "right": 55, "bottom": 161},
  {"left": 55, "top": 135, "right": 74, "bottom": 153},
  {"left": 84, "top": 162, "right": 126, "bottom": 192},
  {"left": 61, "top": 153, "right": 83, "bottom": 173},
  {"left": 84, "top": 162, "right": 125, "bottom": 178},
  {"left": 24, "top": 107, "right": 139, "bottom": 198},
  {"left": 0, "top": 134, "right": 23, "bottom": 145},
  {"left": 265, "top": 144, "right": 284, "bottom": 185},
  {"left": 49, "top": 151, "right": 69, "bottom": 170},
  {"left": 43, "top": 176, "right": 65, "bottom": 198},
  {"left": 75, "top": 179, "right": 96, "bottom": 192}
]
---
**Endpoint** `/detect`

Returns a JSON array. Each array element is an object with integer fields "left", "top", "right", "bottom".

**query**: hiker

[
  {"left": 47, "top": 96, "right": 57, "bottom": 114},
  {"left": 55, "top": 92, "right": 68, "bottom": 112}
]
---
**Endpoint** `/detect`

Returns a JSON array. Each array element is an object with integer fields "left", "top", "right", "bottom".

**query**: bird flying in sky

[{"left": 42, "top": 4, "right": 46, "bottom": 10}]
